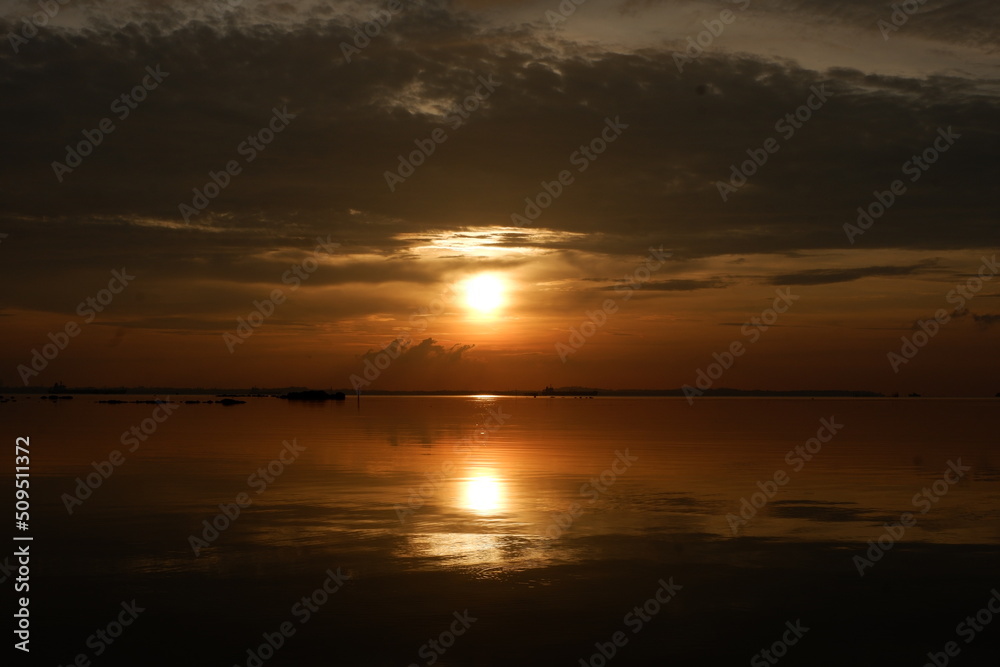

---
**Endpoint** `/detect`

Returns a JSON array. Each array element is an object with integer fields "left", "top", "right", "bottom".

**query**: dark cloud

[
  {"left": 618, "top": 0, "right": 999, "bottom": 47},
  {"left": 619, "top": 278, "right": 733, "bottom": 291},
  {"left": 396, "top": 337, "right": 475, "bottom": 363},
  {"left": 766, "top": 260, "right": 940, "bottom": 286},
  {"left": 358, "top": 337, "right": 475, "bottom": 365},
  {"left": 0, "top": 8, "right": 996, "bottom": 268}
]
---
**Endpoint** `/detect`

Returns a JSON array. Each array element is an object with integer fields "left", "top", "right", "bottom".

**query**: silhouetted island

[
  {"left": 96, "top": 398, "right": 246, "bottom": 405},
  {"left": 280, "top": 390, "right": 346, "bottom": 401}
]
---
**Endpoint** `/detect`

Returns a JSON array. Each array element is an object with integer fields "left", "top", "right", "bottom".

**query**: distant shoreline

[{"left": 3, "top": 386, "right": 997, "bottom": 398}]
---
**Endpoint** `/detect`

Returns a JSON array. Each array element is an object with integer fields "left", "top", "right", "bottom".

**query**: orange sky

[{"left": 1, "top": 0, "right": 997, "bottom": 395}]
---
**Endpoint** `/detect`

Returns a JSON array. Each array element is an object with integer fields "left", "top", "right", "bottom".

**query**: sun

[{"left": 463, "top": 274, "right": 506, "bottom": 314}]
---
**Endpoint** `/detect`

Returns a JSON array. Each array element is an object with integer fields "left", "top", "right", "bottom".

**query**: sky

[{"left": 1, "top": 0, "right": 997, "bottom": 394}]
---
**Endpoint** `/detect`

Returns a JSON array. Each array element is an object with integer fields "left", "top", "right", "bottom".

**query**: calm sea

[{"left": 8, "top": 396, "right": 1000, "bottom": 665}]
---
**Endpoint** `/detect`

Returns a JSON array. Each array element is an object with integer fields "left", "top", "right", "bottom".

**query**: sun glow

[
  {"left": 463, "top": 274, "right": 506, "bottom": 314},
  {"left": 463, "top": 474, "right": 503, "bottom": 514}
]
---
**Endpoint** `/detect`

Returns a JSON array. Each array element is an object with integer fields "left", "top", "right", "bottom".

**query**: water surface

[{"left": 10, "top": 396, "right": 1000, "bottom": 665}]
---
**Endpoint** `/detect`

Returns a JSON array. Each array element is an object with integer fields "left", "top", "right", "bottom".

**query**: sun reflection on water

[{"left": 462, "top": 473, "right": 503, "bottom": 514}]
